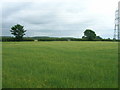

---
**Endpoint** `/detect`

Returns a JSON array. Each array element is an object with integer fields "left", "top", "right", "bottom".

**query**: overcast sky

[{"left": 1, "top": 0, "right": 119, "bottom": 38}]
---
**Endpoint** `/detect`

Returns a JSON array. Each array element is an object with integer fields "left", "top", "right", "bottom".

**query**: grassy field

[{"left": 2, "top": 41, "right": 118, "bottom": 88}]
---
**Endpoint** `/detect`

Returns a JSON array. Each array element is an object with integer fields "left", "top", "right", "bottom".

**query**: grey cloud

[
  {"left": 2, "top": 0, "right": 116, "bottom": 38},
  {"left": 2, "top": 2, "right": 32, "bottom": 18}
]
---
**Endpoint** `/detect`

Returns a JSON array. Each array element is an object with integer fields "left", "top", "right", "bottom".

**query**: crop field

[{"left": 2, "top": 41, "right": 118, "bottom": 88}]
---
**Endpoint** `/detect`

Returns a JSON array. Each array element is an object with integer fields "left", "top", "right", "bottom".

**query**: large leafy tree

[
  {"left": 10, "top": 24, "right": 26, "bottom": 41},
  {"left": 83, "top": 29, "right": 96, "bottom": 40}
]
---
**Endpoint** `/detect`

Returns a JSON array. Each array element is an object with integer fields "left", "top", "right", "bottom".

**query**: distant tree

[
  {"left": 83, "top": 29, "right": 96, "bottom": 41},
  {"left": 82, "top": 36, "right": 85, "bottom": 39},
  {"left": 10, "top": 24, "right": 26, "bottom": 41},
  {"left": 82, "top": 36, "right": 87, "bottom": 40},
  {"left": 96, "top": 36, "right": 102, "bottom": 39},
  {"left": 95, "top": 36, "right": 102, "bottom": 40}
]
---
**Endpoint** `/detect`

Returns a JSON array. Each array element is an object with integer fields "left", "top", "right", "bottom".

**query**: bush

[
  {"left": 1, "top": 37, "right": 34, "bottom": 42},
  {"left": 2, "top": 37, "right": 16, "bottom": 42},
  {"left": 101, "top": 38, "right": 113, "bottom": 41},
  {"left": 38, "top": 38, "right": 84, "bottom": 41},
  {"left": 22, "top": 37, "right": 34, "bottom": 41},
  {"left": 38, "top": 38, "right": 68, "bottom": 41}
]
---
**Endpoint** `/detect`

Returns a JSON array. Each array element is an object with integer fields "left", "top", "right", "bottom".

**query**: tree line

[{"left": 1, "top": 24, "right": 115, "bottom": 42}]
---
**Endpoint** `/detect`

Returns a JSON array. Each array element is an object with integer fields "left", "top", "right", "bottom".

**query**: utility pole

[
  {"left": 118, "top": 1, "right": 120, "bottom": 41},
  {"left": 114, "top": 2, "right": 120, "bottom": 41},
  {"left": 114, "top": 10, "right": 119, "bottom": 40}
]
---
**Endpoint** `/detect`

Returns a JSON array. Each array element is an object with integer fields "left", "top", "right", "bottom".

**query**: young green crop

[{"left": 2, "top": 41, "right": 118, "bottom": 88}]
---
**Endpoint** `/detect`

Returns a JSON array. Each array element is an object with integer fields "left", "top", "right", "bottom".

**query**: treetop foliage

[{"left": 10, "top": 24, "right": 26, "bottom": 41}]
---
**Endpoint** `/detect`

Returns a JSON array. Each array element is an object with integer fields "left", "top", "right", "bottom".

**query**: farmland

[{"left": 2, "top": 41, "right": 118, "bottom": 88}]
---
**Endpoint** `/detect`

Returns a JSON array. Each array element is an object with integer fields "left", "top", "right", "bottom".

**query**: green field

[{"left": 2, "top": 41, "right": 118, "bottom": 88}]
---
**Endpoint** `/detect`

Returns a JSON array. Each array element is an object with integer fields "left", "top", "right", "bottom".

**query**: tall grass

[{"left": 2, "top": 41, "right": 118, "bottom": 88}]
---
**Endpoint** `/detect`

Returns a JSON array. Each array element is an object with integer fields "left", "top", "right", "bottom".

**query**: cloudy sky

[{"left": 1, "top": 0, "right": 119, "bottom": 38}]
